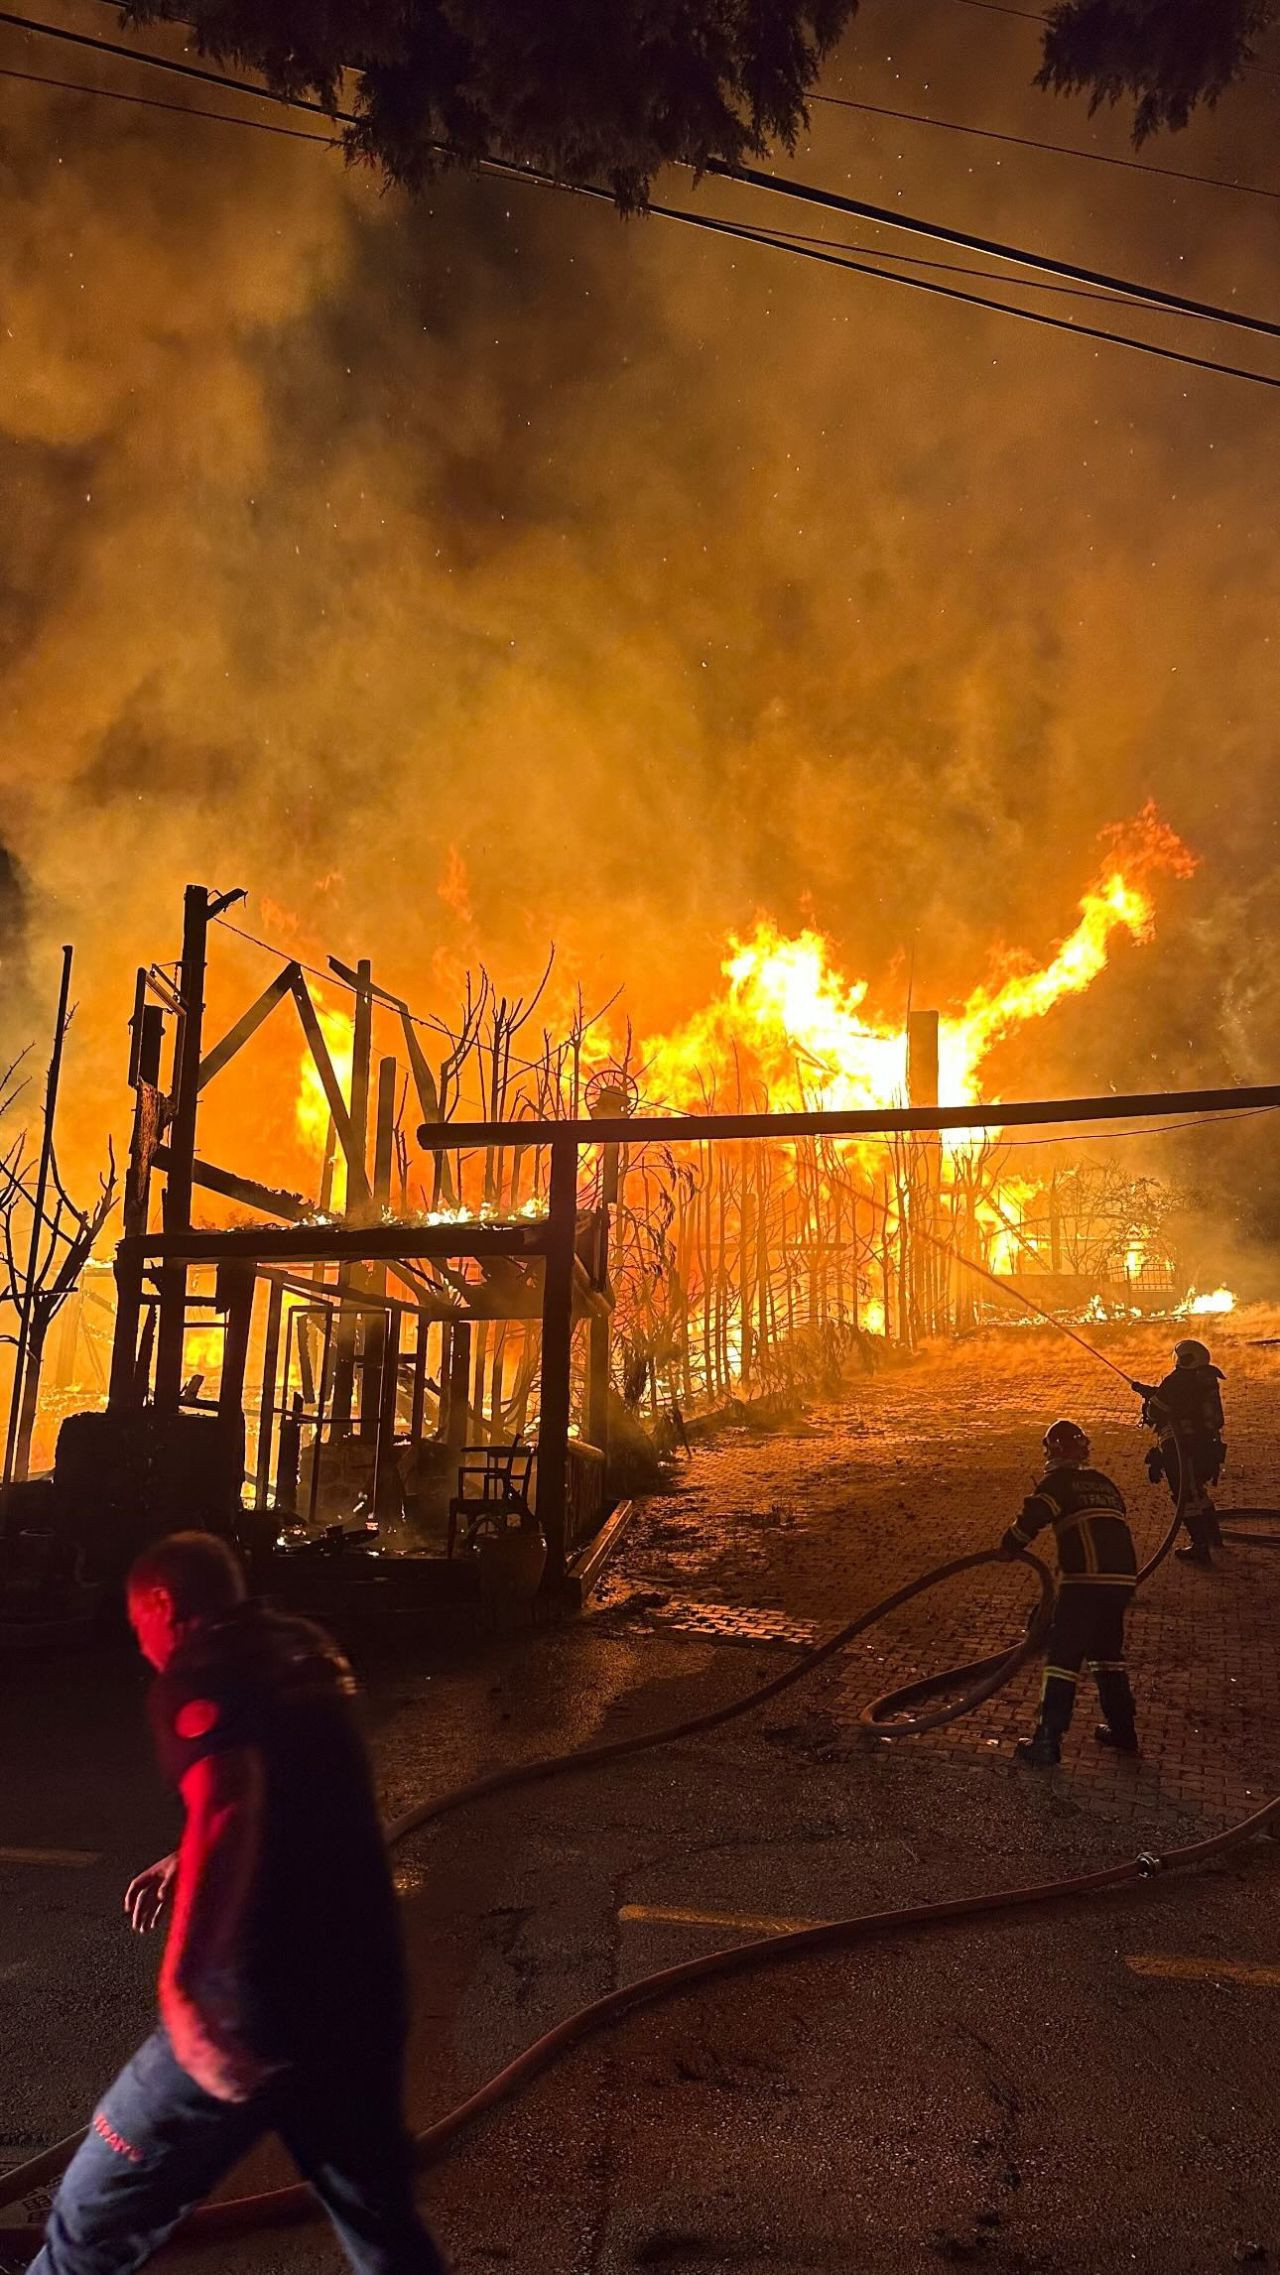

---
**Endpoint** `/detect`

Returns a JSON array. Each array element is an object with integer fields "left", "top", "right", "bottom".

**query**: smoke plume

[{"left": 1, "top": 0, "right": 1277, "bottom": 1256}]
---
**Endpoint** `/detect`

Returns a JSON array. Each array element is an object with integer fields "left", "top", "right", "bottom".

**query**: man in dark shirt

[
  {"left": 30, "top": 1530, "right": 446, "bottom": 2275},
  {"left": 1132, "top": 1337, "right": 1226, "bottom": 1568},
  {"left": 998, "top": 1419, "right": 1140, "bottom": 1769}
]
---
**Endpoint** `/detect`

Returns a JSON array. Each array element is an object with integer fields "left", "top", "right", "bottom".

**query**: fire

[
  {"left": 645, "top": 920, "right": 904, "bottom": 1113},
  {"left": 644, "top": 806, "right": 1194, "bottom": 1119},
  {"left": 182, "top": 1326, "right": 223, "bottom": 1384},
  {"left": 1186, "top": 1287, "right": 1235, "bottom": 1317},
  {"left": 296, "top": 1001, "right": 354, "bottom": 1202}
]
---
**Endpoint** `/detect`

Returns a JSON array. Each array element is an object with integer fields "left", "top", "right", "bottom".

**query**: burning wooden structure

[
  {"left": 1, "top": 811, "right": 1252, "bottom": 1605},
  {"left": 48, "top": 883, "right": 615, "bottom": 1588}
]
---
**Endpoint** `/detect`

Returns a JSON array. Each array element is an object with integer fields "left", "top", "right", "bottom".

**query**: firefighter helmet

[
  {"left": 1174, "top": 1338, "right": 1211, "bottom": 1368},
  {"left": 1043, "top": 1418, "right": 1090, "bottom": 1465}
]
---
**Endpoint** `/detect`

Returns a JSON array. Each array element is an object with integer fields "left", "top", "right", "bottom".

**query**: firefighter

[
  {"left": 999, "top": 1418, "right": 1139, "bottom": 1767},
  {"left": 1131, "top": 1338, "right": 1226, "bottom": 1568}
]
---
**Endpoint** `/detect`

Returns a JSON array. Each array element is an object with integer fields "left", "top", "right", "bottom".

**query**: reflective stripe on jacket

[{"left": 1006, "top": 1464, "right": 1136, "bottom": 1586}]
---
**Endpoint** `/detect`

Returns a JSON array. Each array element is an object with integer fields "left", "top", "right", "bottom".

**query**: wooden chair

[{"left": 447, "top": 1442, "right": 535, "bottom": 1557}]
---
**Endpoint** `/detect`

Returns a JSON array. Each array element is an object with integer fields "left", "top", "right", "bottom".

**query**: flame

[
  {"left": 296, "top": 1000, "right": 354, "bottom": 1160},
  {"left": 183, "top": 1326, "right": 223, "bottom": 1381},
  {"left": 940, "top": 804, "right": 1197, "bottom": 1098},
  {"left": 644, "top": 920, "right": 904, "bottom": 1113},
  {"left": 644, "top": 807, "right": 1194, "bottom": 1120},
  {"left": 1186, "top": 1286, "right": 1235, "bottom": 1316}
]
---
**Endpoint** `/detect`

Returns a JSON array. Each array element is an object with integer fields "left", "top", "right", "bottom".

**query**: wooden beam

[
  {"left": 198, "top": 963, "right": 299, "bottom": 1092},
  {"left": 417, "top": 1080, "right": 1280, "bottom": 1153},
  {"left": 153, "top": 1146, "right": 319, "bottom": 1223},
  {"left": 126, "top": 1221, "right": 549, "bottom": 1266},
  {"left": 287, "top": 971, "right": 369, "bottom": 1197}
]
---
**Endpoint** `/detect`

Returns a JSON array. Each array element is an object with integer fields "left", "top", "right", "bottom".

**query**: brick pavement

[{"left": 605, "top": 1320, "right": 1280, "bottom": 1845}]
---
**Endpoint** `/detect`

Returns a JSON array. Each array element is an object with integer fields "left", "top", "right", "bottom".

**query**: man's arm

[
  {"left": 160, "top": 1747, "right": 274, "bottom": 2104},
  {"left": 1000, "top": 1490, "right": 1057, "bottom": 1558}
]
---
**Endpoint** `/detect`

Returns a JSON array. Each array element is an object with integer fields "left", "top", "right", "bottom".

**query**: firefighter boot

[
  {"left": 1093, "top": 1667, "right": 1139, "bottom": 1755},
  {"left": 1176, "top": 1499, "right": 1215, "bottom": 1566},
  {"left": 1014, "top": 1725, "right": 1061, "bottom": 1767}
]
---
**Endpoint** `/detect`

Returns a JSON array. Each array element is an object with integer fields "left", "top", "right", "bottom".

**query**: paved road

[{"left": 5, "top": 1351, "right": 1280, "bottom": 2273}]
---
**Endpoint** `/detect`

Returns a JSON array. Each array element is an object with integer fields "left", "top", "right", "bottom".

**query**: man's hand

[{"left": 125, "top": 1852, "right": 178, "bottom": 1933}]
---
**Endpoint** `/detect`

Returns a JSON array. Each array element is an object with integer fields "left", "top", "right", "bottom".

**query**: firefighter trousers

[{"left": 1039, "top": 1582, "right": 1136, "bottom": 1742}]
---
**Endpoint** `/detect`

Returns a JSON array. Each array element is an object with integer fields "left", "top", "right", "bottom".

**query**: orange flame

[{"left": 643, "top": 805, "right": 1194, "bottom": 1117}]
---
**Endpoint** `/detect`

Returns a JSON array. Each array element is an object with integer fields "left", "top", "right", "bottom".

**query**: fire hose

[{"left": 7, "top": 1427, "right": 1279, "bottom": 2257}]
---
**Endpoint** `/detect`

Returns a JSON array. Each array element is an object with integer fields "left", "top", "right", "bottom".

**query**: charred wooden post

[
  {"left": 154, "top": 888, "right": 211, "bottom": 1412},
  {"left": 254, "top": 1278, "right": 284, "bottom": 1508},
  {"left": 216, "top": 1261, "right": 255, "bottom": 1428},
  {"left": 409, "top": 1313, "right": 430, "bottom": 1445},
  {"left": 331, "top": 958, "right": 373, "bottom": 1430},
  {"left": 444, "top": 1319, "right": 471, "bottom": 1464},
  {"left": 372, "top": 1306, "right": 401, "bottom": 1520},
  {"left": 109, "top": 979, "right": 165, "bottom": 1408},
  {"left": 359, "top": 1055, "right": 397, "bottom": 1443},
  {"left": 537, "top": 1135, "right": 577, "bottom": 1585},
  {"left": 907, "top": 1008, "right": 943, "bottom": 1337},
  {"left": 275, "top": 1391, "right": 302, "bottom": 1515}
]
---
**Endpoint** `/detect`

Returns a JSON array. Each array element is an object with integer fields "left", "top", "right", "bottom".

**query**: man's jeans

[{"left": 29, "top": 2028, "right": 447, "bottom": 2275}]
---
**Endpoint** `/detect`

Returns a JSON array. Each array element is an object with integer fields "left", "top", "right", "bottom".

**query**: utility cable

[
  {"left": 642, "top": 198, "right": 1280, "bottom": 391},
  {"left": 753, "top": 221, "right": 1177, "bottom": 309},
  {"left": 0, "top": 57, "right": 342, "bottom": 139},
  {"left": 810, "top": 91, "right": 1280, "bottom": 203},
  {"left": 0, "top": 58, "right": 1170, "bottom": 315},
  {"left": 0, "top": 5, "right": 346, "bottom": 117},
  {"left": 4, "top": 7, "right": 1279, "bottom": 351},
  {"left": 707, "top": 158, "right": 1280, "bottom": 345}
]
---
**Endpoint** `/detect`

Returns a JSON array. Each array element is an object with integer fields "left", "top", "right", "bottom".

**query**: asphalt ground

[{"left": 5, "top": 1327, "right": 1280, "bottom": 2274}]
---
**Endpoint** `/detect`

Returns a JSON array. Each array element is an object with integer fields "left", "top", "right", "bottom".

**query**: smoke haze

[{"left": 1, "top": 0, "right": 1277, "bottom": 1245}]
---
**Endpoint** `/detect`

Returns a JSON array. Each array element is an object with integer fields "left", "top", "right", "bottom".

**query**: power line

[
  {"left": 4, "top": 8, "right": 1278, "bottom": 383},
  {"left": 810, "top": 90, "right": 1280, "bottom": 203},
  {"left": 970, "top": 1105, "right": 1280, "bottom": 1147},
  {"left": 0, "top": 59, "right": 343, "bottom": 141},
  {"left": 0, "top": 6, "right": 352, "bottom": 117},
  {"left": 6, "top": 6, "right": 1277, "bottom": 344},
  {"left": 645, "top": 199, "right": 1280, "bottom": 390},
  {"left": 763, "top": 224, "right": 1175, "bottom": 312},
  {"left": 0, "top": 58, "right": 1152, "bottom": 315},
  {"left": 710, "top": 160, "right": 1280, "bottom": 345}
]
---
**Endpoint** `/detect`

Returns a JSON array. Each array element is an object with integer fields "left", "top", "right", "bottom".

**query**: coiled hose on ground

[{"left": 4, "top": 1437, "right": 1269, "bottom": 2256}]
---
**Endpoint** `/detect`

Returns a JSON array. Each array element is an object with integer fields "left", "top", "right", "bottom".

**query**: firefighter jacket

[
  {"left": 1002, "top": 1464, "right": 1137, "bottom": 1587},
  {"left": 1141, "top": 1364, "right": 1225, "bottom": 1443}
]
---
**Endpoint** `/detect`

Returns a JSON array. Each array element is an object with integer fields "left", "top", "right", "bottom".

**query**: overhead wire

[
  {"left": 640, "top": 198, "right": 1280, "bottom": 391},
  {"left": 708, "top": 158, "right": 1280, "bottom": 345},
  {"left": 748, "top": 222, "right": 1181, "bottom": 310},
  {"left": 4, "top": 5, "right": 1279, "bottom": 357},
  {"left": 809, "top": 90, "right": 1280, "bottom": 203},
  {"left": 7, "top": 68, "right": 1270, "bottom": 387},
  {"left": 0, "top": 57, "right": 343, "bottom": 139}
]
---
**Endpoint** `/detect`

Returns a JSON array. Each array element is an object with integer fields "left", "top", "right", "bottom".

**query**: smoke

[{"left": 0, "top": 0, "right": 1278, "bottom": 1255}]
